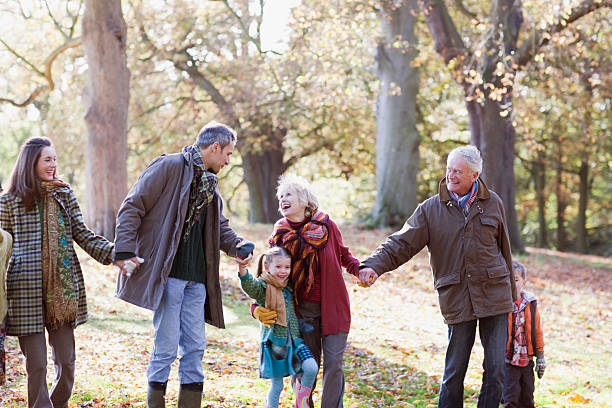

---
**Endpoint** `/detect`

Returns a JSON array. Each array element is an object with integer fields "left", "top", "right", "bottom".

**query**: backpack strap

[{"left": 530, "top": 300, "right": 538, "bottom": 352}]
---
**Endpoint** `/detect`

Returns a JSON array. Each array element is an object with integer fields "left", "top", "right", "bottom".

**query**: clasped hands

[
  {"left": 357, "top": 267, "right": 378, "bottom": 287},
  {"left": 114, "top": 240, "right": 253, "bottom": 277}
]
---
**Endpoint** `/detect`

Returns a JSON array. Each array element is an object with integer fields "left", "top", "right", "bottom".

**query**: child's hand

[
  {"left": 253, "top": 306, "right": 277, "bottom": 327},
  {"left": 536, "top": 357, "right": 546, "bottom": 379},
  {"left": 237, "top": 263, "right": 247, "bottom": 276}
]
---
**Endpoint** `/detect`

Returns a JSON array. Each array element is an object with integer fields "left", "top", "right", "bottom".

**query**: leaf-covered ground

[{"left": 1, "top": 222, "right": 610, "bottom": 407}]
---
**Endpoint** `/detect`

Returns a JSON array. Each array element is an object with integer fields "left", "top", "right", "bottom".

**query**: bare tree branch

[
  {"left": 0, "top": 87, "right": 47, "bottom": 107},
  {"left": 220, "top": 0, "right": 282, "bottom": 55},
  {"left": 67, "top": 0, "right": 84, "bottom": 38},
  {"left": 173, "top": 54, "right": 241, "bottom": 128},
  {"left": 517, "top": 0, "right": 612, "bottom": 67},
  {"left": 137, "top": 96, "right": 212, "bottom": 118},
  {"left": 454, "top": 0, "right": 479, "bottom": 21},
  {"left": 0, "top": 38, "right": 45, "bottom": 76},
  {"left": 0, "top": 37, "right": 81, "bottom": 107},
  {"left": 43, "top": 0, "right": 69, "bottom": 39},
  {"left": 43, "top": 37, "right": 82, "bottom": 89},
  {"left": 420, "top": 0, "right": 467, "bottom": 64}
]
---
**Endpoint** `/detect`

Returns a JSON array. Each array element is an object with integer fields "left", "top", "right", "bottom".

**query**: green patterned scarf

[
  {"left": 39, "top": 181, "right": 77, "bottom": 330},
  {"left": 182, "top": 145, "right": 218, "bottom": 242}
]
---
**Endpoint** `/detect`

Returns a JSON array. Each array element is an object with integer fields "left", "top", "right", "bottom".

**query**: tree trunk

[
  {"left": 240, "top": 126, "right": 287, "bottom": 223},
  {"left": 421, "top": 0, "right": 525, "bottom": 252},
  {"left": 469, "top": 98, "right": 524, "bottom": 252},
  {"left": 554, "top": 151, "right": 568, "bottom": 251},
  {"left": 533, "top": 151, "right": 548, "bottom": 248},
  {"left": 576, "top": 160, "right": 589, "bottom": 253},
  {"left": 372, "top": 0, "right": 420, "bottom": 228},
  {"left": 82, "top": 0, "right": 129, "bottom": 239}
]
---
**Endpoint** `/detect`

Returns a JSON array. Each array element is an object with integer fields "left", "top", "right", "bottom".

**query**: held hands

[
  {"left": 358, "top": 267, "right": 378, "bottom": 287},
  {"left": 536, "top": 357, "right": 546, "bottom": 379},
  {"left": 253, "top": 306, "right": 277, "bottom": 328},
  {"left": 235, "top": 239, "right": 254, "bottom": 268},
  {"left": 114, "top": 257, "right": 144, "bottom": 277}
]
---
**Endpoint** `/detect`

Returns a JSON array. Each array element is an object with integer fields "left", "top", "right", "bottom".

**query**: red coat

[{"left": 311, "top": 219, "right": 360, "bottom": 336}]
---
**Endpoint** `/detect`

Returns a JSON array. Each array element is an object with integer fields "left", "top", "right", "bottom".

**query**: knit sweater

[{"left": 239, "top": 270, "right": 301, "bottom": 342}]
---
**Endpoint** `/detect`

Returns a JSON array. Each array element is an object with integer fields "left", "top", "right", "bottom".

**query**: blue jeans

[
  {"left": 438, "top": 313, "right": 508, "bottom": 408},
  {"left": 147, "top": 277, "right": 207, "bottom": 384}
]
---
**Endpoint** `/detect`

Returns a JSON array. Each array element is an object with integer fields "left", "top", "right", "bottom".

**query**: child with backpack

[{"left": 502, "top": 260, "right": 546, "bottom": 408}]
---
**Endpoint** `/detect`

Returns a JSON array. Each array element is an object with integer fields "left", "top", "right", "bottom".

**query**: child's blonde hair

[{"left": 256, "top": 247, "right": 291, "bottom": 278}]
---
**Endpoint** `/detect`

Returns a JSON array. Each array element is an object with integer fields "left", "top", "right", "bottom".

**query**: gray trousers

[
  {"left": 293, "top": 301, "right": 348, "bottom": 408},
  {"left": 18, "top": 325, "right": 75, "bottom": 408}
]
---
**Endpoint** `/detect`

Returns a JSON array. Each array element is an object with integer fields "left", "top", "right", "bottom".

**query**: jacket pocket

[
  {"left": 486, "top": 264, "right": 509, "bottom": 278},
  {"left": 479, "top": 216, "right": 499, "bottom": 240},
  {"left": 435, "top": 273, "right": 460, "bottom": 289}
]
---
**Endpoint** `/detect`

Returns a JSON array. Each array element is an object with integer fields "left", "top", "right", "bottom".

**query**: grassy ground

[{"left": 1, "top": 222, "right": 610, "bottom": 407}]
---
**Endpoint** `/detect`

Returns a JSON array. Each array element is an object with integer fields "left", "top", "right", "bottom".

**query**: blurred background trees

[{"left": 0, "top": 0, "right": 610, "bottom": 255}]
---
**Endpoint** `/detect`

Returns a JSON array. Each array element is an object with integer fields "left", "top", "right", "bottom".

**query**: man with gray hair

[
  {"left": 359, "top": 145, "right": 516, "bottom": 407},
  {"left": 114, "top": 121, "right": 253, "bottom": 407}
]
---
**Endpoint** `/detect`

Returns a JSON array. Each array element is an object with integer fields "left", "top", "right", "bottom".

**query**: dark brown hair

[
  {"left": 256, "top": 246, "right": 291, "bottom": 278},
  {"left": 7, "top": 137, "right": 54, "bottom": 211}
]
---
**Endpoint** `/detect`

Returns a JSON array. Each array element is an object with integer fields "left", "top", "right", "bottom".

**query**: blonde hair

[
  {"left": 276, "top": 174, "right": 319, "bottom": 218},
  {"left": 256, "top": 247, "right": 291, "bottom": 278}
]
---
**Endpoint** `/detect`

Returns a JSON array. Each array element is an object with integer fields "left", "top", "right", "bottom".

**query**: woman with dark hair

[
  {"left": 0, "top": 137, "right": 114, "bottom": 407},
  {"left": 254, "top": 174, "right": 360, "bottom": 408}
]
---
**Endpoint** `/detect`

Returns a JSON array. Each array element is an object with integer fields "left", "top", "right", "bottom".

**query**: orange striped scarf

[{"left": 268, "top": 210, "right": 329, "bottom": 302}]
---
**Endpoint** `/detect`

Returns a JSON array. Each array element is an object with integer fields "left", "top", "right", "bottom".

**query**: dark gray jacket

[
  {"left": 114, "top": 153, "right": 242, "bottom": 328},
  {"left": 362, "top": 178, "right": 516, "bottom": 324}
]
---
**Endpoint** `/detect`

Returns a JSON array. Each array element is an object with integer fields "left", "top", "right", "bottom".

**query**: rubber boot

[
  {"left": 178, "top": 382, "right": 203, "bottom": 408},
  {"left": 147, "top": 381, "right": 167, "bottom": 408},
  {"left": 295, "top": 381, "right": 313, "bottom": 408}
]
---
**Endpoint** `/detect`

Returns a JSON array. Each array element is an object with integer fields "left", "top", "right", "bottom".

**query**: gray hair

[
  {"left": 512, "top": 260, "right": 526, "bottom": 279},
  {"left": 276, "top": 174, "right": 319, "bottom": 218},
  {"left": 447, "top": 145, "right": 482, "bottom": 174},
  {"left": 195, "top": 121, "right": 237, "bottom": 148}
]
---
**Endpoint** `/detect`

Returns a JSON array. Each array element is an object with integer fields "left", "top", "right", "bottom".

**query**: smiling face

[
  {"left": 446, "top": 156, "right": 479, "bottom": 196},
  {"left": 266, "top": 255, "right": 291, "bottom": 283},
  {"left": 201, "top": 141, "right": 235, "bottom": 174},
  {"left": 35, "top": 146, "right": 57, "bottom": 182},
  {"left": 278, "top": 187, "right": 307, "bottom": 222}
]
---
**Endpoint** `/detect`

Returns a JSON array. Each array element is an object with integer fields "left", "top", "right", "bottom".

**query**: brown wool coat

[
  {"left": 114, "top": 153, "right": 242, "bottom": 329},
  {"left": 362, "top": 178, "right": 516, "bottom": 325}
]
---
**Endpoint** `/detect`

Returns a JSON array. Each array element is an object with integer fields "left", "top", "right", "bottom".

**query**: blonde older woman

[{"left": 258, "top": 174, "right": 360, "bottom": 408}]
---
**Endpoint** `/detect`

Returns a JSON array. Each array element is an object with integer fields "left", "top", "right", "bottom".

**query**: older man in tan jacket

[{"left": 359, "top": 145, "right": 516, "bottom": 408}]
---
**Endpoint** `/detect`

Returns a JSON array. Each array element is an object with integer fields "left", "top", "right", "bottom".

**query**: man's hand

[
  {"left": 253, "top": 306, "right": 277, "bottom": 328},
  {"left": 114, "top": 257, "right": 144, "bottom": 277},
  {"left": 235, "top": 239, "right": 254, "bottom": 266},
  {"left": 358, "top": 267, "right": 378, "bottom": 287},
  {"left": 536, "top": 357, "right": 546, "bottom": 379}
]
